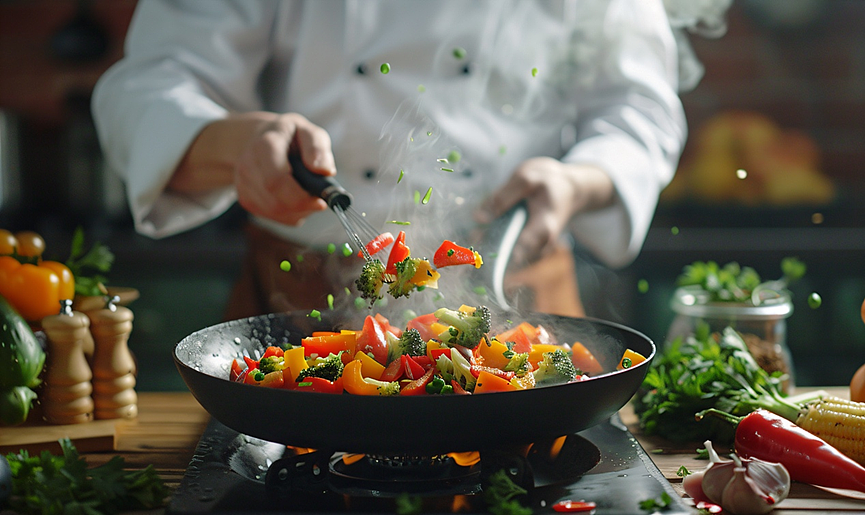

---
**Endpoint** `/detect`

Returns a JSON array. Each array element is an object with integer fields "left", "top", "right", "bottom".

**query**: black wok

[{"left": 174, "top": 310, "right": 654, "bottom": 455}]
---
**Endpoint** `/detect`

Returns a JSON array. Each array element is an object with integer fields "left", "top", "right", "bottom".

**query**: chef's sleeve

[
  {"left": 91, "top": 1, "right": 281, "bottom": 239},
  {"left": 562, "top": 0, "right": 687, "bottom": 269}
]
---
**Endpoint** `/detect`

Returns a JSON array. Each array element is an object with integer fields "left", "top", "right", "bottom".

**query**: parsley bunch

[
  {"left": 65, "top": 227, "right": 115, "bottom": 297},
  {"left": 676, "top": 257, "right": 805, "bottom": 305},
  {"left": 4, "top": 438, "right": 167, "bottom": 514}
]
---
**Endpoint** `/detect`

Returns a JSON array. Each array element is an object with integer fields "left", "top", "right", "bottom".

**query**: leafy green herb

[
  {"left": 422, "top": 187, "right": 433, "bottom": 205},
  {"left": 633, "top": 326, "right": 802, "bottom": 443},
  {"left": 4, "top": 438, "right": 167, "bottom": 514},
  {"left": 676, "top": 258, "right": 805, "bottom": 305},
  {"left": 65, "top": 227, "right": 115, "bottom": 297},
  {"left": 483, "top": 469, "right": 532, "bottom": 515},
  {"left": 309, "top": 309, "right": 322, "bottom": 320},
  {"left": 676, "top": 465, "right": 691, "bottom": 477},
  {"left": 395, "top": 492, "right": 423, "bottom": 514},
  {"left": 639, "top": 491, "right": 672, "bottom": 511}
]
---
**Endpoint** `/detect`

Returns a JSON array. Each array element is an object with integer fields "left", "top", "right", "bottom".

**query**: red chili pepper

[
  {"left": 385, "top": 231, "right": 410, "bottom": 275},
  {"left": 705, "top": 408, "right": 865, "bottom": 493},
  {"left": 359, "top": 232, "right": 394, "bottom": 258},
  {"left": 552, "top": 500, "right": 596, "bottom": 513},
  {"left": 433, "top": 240, "right": 479, "bottom": 268}
]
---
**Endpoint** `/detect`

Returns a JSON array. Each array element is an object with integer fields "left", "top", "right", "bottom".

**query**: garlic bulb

[{"left": 683, "top": 440, "right": 791, "bottom": 515}]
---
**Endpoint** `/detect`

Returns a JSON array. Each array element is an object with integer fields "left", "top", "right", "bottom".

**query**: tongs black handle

[{"left": 289, "top": 153, "right": 352, "bottom": 211}]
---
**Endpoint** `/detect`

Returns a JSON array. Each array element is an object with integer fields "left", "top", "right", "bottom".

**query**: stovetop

[{"left": 168, "top": 414, "right": 690, "bottom": 514}]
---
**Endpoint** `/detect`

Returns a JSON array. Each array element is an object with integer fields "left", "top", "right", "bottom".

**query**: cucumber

[{"left": 0, "top": 293, "right": 45, "bottom": 391}]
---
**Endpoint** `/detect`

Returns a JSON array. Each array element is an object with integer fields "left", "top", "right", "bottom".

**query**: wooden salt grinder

[
  {"left": 40, "top": 300, "right": 95, "bottom": 424},
  {"left": 88, "top": 295, "right": 138, "bottom": 420}
]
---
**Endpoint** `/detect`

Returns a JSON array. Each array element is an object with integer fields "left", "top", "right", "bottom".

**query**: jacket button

[
  {"left": 363, "top": 169, "right": 376, "bottom": 180},
  {"left": 355, "top": 63, "right": 368, "bottom": 75}
]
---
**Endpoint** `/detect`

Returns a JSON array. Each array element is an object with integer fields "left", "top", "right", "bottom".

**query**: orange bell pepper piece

[
  {"left": 571, "top": 342, "right": 604, "bottom": 376},
  {"left": 617, "top": 349, "right": 647, "bottom": 370},
  {"left": 473, "top": 369, "right": 518, "bottom": 394}
]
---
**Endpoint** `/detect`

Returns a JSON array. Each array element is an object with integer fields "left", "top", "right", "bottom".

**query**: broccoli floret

[
  {"left": 388, "top": 257, "right": 422, "bottom": 299},
  {"left": 385, "top": 328, "right": 427, "bottom": 364},
  {"left": 356, "top": 259, "right": 386, "bottom": 303},
  {"left": 532, "top": 349, "right": 577, "bottom": 386},
  {"left": 257, "top": 356, "right": 285, "bottom": 374},
  {"left": 362, "top": 376, "right": 402, "bottom": 396},
  {"left": 434, "top": 306, "right": 491, "bottom": 349},
  {"left": 503, "top": 352, "right": 531, "bottom": 376},
  {"left": 296, "top": 352, "right": 345, "bottom": 382}
]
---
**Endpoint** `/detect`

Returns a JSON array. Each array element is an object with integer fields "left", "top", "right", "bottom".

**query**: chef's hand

[
  {"left": 474, "top": 157, "right": 615, "bottom": 267},
  {"left": 169, "top": 112, "right": 336, "bottom": 226}
]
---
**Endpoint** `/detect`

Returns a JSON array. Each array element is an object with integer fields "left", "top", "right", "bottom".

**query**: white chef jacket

[{"left": 92, "top": 0, "right": 687, "bottom": 269}]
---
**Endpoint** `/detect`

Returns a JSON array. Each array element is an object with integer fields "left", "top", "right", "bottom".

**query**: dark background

[{"left": 0, "top": 0, "right": 863, "bottom": 390}]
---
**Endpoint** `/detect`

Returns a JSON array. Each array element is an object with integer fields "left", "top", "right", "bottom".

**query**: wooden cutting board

[{"left": 0, "top": 415, "right": 127, "bottom": 454}]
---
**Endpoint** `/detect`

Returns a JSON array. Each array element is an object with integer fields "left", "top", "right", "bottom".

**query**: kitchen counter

[{"left": 9, "top": 388, "right": 865, "bottom": 514}]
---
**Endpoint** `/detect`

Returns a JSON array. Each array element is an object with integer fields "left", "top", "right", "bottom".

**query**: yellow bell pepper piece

[
  {"left": 283, "top": 346, "right": 308, "bottom": 382},
  {"left": 353, "top": 351, "right": 385, "bottom": 380}
]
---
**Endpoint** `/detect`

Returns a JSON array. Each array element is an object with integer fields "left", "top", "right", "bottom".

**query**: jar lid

[{"left": 670, "top": 285, "right": 793, "bottom": 320}]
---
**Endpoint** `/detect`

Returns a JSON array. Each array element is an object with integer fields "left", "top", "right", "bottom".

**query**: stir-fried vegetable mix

[{"left": 229, "top": 305, "right": 646, "bottom": 395}]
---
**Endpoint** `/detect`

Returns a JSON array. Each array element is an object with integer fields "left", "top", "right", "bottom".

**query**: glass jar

[{"left": 666, "top": 285, "right": 795, "bottom": 392}]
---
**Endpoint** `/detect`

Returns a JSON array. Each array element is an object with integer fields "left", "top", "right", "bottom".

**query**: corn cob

[{"left": 796, "top": 396, "right": 865, "bottom": 466}]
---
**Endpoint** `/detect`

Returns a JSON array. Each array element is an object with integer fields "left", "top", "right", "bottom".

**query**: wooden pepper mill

[
  {"left": 88, "top": 295, "right": 138, "bottom": 420},
  {"left": 40, "top": 300, "right": 96, "bottom": 424}
]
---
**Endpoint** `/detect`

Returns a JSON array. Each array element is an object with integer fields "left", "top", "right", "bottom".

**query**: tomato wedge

[
  {"left": 358, "top": 232, "right": 394, "bottom": 258},
  {"left": 385, "top": 231, "right": 410, "bottom": 275},
  {"left": 433, "top": 240, "right": 482, "bottom": 269}
]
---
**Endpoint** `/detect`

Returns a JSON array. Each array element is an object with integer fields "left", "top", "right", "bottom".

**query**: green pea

[
  {"left": 440, "top": 385, "right": 454, "bottom": 395},
  {"left": 342, "top": 243, "right": 353, "bottom": 257},
  {"left": 638, "top": 279, "right": 649, "bottom": 294},
  {"left": 453, "top": 47, "right": 467, "bottom": 59},
  {"left": 279, "top": 260, "right": 291, "bottom": 272},
  {"left": 254, "top": 371, "right": 265, "bottom": 382},
  {"left": 380, "top": 62, "right": 391, "bottom": 74},
  {"left": 327, "top": 243, "right": 336, "bottom": 254},
  {"left": 447, "top": 150, "right": 461, "bottom": 163},
  {"left": 355, "top": 297, "right": 367, "bottom": 309},
  {"left": 808, "top": 292, "right": 822, "bottom": 309},
  {"left": 671, "top": 226, "right": 680, "bottom": 236},
  {"left": 473, "top": 286, "right": 487, "bottom": 295}
]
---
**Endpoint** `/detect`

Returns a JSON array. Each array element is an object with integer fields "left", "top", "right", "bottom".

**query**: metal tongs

[{"left": 289, "top": 154, "right": 380, "bottom": 260}]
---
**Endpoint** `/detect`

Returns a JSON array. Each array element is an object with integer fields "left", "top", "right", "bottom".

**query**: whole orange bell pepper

[{"left": 0, "top": 256, "right": 75, "bottom": 322}]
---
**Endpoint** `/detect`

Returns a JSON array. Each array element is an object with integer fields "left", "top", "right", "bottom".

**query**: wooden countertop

[{"left": 6, "top": 389, "right": 865, "bottom": 514}]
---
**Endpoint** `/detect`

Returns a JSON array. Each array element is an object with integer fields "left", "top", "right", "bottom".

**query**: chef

[{"left": 92, "top": 0, "right": 705, "bottom": 320}]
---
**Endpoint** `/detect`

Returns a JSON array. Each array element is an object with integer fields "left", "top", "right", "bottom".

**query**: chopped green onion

[
  {"left": 413, "top": 190, "right": 421, "bottom": 204},
  {"left": 437, "top": 158, "right": 449, "bottom": 163},
  {"left": 453, "top": 47, "right": 467, "bottom": 59},
  {"left": 440, "top": 167, "right": 454, "bottom": 172},
  {"left": 447, "top": 150, "right": 461, "bottom": 163},
  {"left": 309, "top": 309, "right": 322, "bottom": 320},
  {"left": 345, "top": 287, "right": 352, "bottom": 296},
  {"left": 387, "top": 220, "right": 411, "bottom": 225},
  {"left": 427, "top": 131, "right": 432, "bottom": 136},
  {"left": 279, "top": 260, "right": 291, "bottom": 272},
  {"left": 380, "top": 62, "right": 391, "bottom": 74},
  {"left": 327, "top": 294, "right": 334, "bottom": 310},
  {"left": 531, "top": 67, "right": 539, "bottom": 77},
  {"left": 473, "top": 286, "right": 487, "bottom": 295},
  {"left": 422, "top": 187, "right": 433, "bottom": 205},
  {"left": 398, "top": 169, "right": 405, "bottom": 183},
  {"left": 638, "top": 279, "right": 649, "bottom": 294},
  {"left": 327, "top": 243, "right": 336, "bottom": 254},
  {"left": 297, "top": 381, "right": 313, "bottom": 387},
  {"left": 342, "top": 243, "right": 353, "bottom": 257},
  {"left": 447, "top": 249, "right": 455, "bottom": 256},
  {"left": 808, "top": 292, "right": 822, "bottom": 309}
]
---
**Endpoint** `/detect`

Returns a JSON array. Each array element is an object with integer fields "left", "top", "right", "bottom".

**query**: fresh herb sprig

[
  {"left": 676, "top": 257, "right": 805, "bottom": 305},
  {"left": 65, "top": 227, "right": 115, "bottom": 297},
  {"left": 4, "top": 438, "right": 167, "bottom": 514},
  {"left": 633, "top": 325, "right": 806, "bottom": 443}
]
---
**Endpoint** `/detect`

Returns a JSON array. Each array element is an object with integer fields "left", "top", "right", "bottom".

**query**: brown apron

[{"left": 224, "top": 222, "right": 585, "bottom": 321}]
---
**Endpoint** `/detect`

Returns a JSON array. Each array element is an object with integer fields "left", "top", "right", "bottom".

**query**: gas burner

[{"left": 168, "top": 415, "right": 691, "bottom": 514}]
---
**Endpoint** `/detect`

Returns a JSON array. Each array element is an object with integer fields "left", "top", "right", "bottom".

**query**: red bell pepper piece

[
  {"left": 230, "top": 359, "right": 244, "bottom": 382},
  {"left": 401, "top": 355, "right": 426, "bottom": 380},
  {"left": 433, "top": 240, "right": 479, "bottom": 268},
  {"left": 407, "top": 312, "right": 439, "bottom": 342},
  {"left": 399, "top": 368, "right": 435, "bottom": 396},
  {"left": 262, "top": 346, "right": 284, "bottom": 359},
  {"left": 385, "top": 231, "right": 410, "bottom": 275},
  {"left": 295, "top": 376, "right": 344, "bottom": 394},
  {"left": 470, "top": 364, "right": 515, "bottom": 382},
  {"left": 411, "top": 355, "right": 433, "bottom": 369},
  {"left": 243, "top": 355, "right": 258, "bottom": 371},
  {"left": 705, "top": 408, "right": 865, "bottom": 493},
  {"left": 359, "top": 232, "right": 394, "bottom": 259},
  {"left": 429, "top": 348, "right": 451, "bottom": 362},
  {"left": 355, "top": 315, "right": 389, "bottom": 365},
  {"left": 379, "top": 358, "right": 405, "bottom": 382}
]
